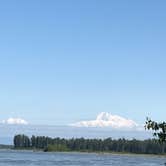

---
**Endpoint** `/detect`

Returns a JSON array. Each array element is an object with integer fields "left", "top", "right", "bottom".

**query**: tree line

[{"left": 13, "top": 134, "right": 166, "bottom": 154}]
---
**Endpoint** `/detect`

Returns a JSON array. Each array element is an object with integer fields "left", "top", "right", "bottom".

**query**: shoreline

[{"left": 5, "top": 148, "right": 166, "bottom": 158}]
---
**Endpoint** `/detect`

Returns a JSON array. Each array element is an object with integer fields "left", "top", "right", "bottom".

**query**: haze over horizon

[
  {"left": 0, "top": 122, "right": 152, "bottom": 145},
  {"left": 0, "top": 112, "right": 141, "bottom": 129},
  {"left": 0, "top": 1, "right": 166, "bottom": 127}
]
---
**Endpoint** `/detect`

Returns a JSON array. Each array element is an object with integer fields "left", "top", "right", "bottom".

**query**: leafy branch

[{"left": 145, "top": 117, "right": 166, "bottom": 143}]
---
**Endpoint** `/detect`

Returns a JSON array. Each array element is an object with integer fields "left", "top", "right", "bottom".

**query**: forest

[{"left": 13, "top": 134, "right": 166, "bottom": 154}]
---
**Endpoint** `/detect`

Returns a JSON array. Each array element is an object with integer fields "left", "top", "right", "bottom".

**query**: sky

[{"left": 0, "top": 0, "right": 166, "bottom": 126}]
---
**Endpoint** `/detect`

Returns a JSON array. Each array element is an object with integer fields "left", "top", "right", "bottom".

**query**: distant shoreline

[
  {"left": 1, "top": 148, "right": 166, "bottom": 158},
  {"left": 13, "top": 134, "right": 166, "bottom": 155}
]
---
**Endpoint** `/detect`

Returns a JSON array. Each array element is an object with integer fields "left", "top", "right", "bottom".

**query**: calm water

[{"left": 0, "top": 150, "right": 165, "bottom": 166}]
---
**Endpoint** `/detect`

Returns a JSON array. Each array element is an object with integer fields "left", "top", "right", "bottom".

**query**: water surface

[{"left": 0, "top": 150, "right": 165, "bottom": 166}]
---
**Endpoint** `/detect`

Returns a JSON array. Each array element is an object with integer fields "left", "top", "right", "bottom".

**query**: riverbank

[
  {"left": 49, "top": 151, "right": 166, "bottom": 158},
  {"left": 0, "top": 144, "right": 13, "bottom": 149},
  {"left": 10, "top": 147, "right": 166, "bottom": 158}
]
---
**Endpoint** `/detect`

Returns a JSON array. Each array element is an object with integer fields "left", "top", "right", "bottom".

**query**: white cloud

[
  {"left": 70, "top": 112, "right": 139, "bottom": 129},
  {"left": 1, "top": 118, "right": 28, "bottom": 125}
]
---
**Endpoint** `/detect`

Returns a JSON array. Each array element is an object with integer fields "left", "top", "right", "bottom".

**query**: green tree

[
  {"left": 14, "top": 134, "right": 30, "bottom": 148},
  {"left": 145, "top": 118, "right": 166, "bottom": 143},
  {"left": 13, "top": 134, "right": 166, "bottom": 154}
]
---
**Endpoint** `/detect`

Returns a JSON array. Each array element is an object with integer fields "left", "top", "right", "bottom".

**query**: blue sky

[{"left": 0, "top": 0, "right": 166, "bottom": 125}]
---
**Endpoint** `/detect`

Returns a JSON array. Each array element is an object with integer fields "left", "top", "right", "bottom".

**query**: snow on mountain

[{"left": 71, "top": 112, "right": 139, "bottom": 129}]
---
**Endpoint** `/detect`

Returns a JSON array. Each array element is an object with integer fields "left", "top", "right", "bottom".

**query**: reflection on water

[{"left": 0, "top": 150, "right": 165, "bottom": 166}]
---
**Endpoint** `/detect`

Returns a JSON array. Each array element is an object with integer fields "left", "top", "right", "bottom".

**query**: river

[{"left": 0, "top": 150, "right": 165, "bottom": 166}]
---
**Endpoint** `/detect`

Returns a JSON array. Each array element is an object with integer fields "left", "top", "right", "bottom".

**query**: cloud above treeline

[
  {"left": 70, "top": 112, "right": 139, "bottom": 129},
  {"left": 1, "top": 118, "right": 28, "bottom": 125}
]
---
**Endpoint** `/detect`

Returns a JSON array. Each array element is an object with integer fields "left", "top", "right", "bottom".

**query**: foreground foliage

[
  {"left": 14, "top": 134, "right": 166, "bottom": 154},
  {"left": 145, "top": 118, "right": 166, "bottom": 143}
]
